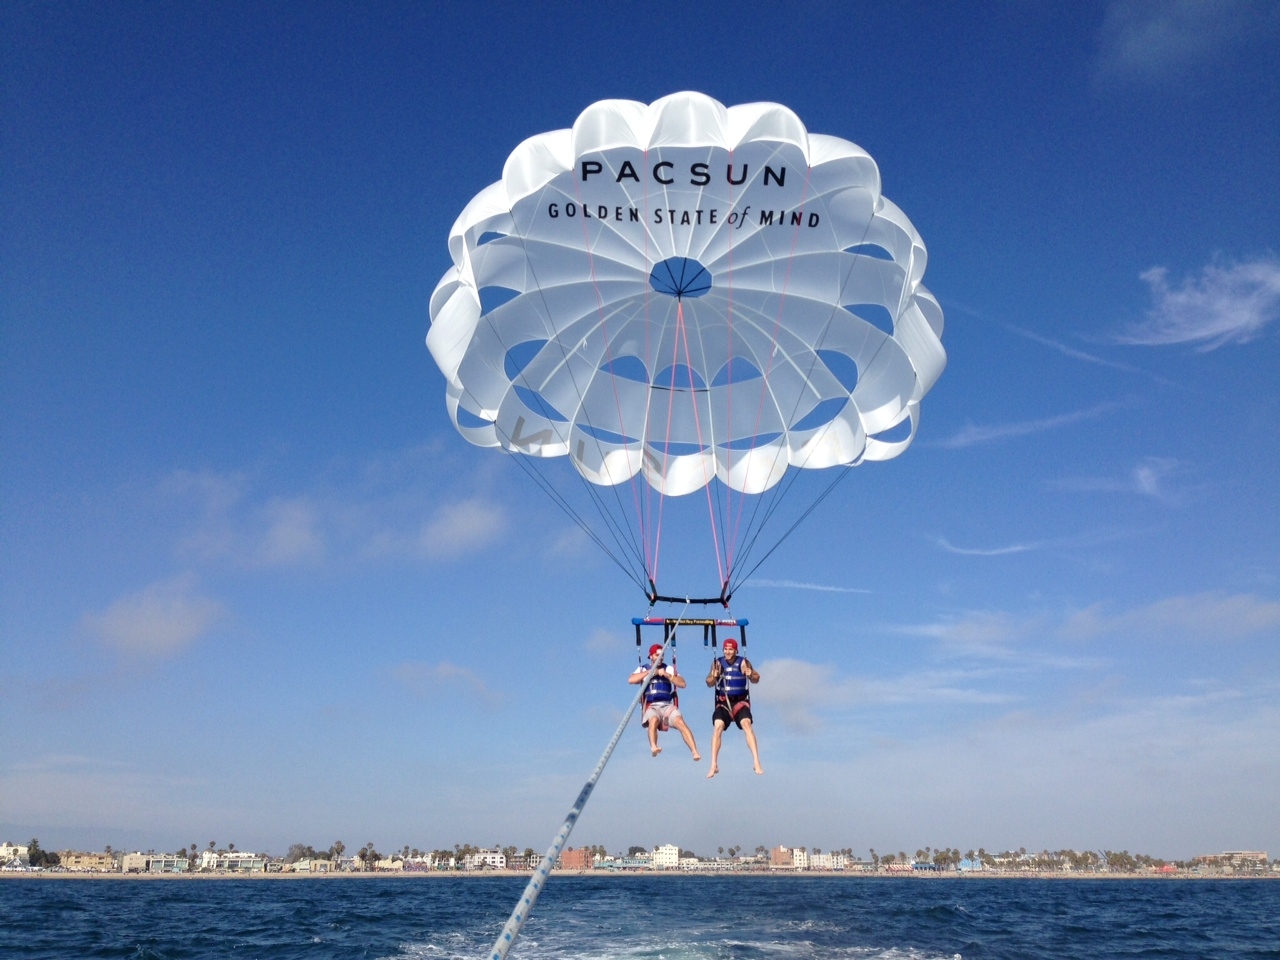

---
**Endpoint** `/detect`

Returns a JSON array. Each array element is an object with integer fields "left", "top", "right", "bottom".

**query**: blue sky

[{"left": 3, "top": 1, "right": 1279, "bottom": 861}]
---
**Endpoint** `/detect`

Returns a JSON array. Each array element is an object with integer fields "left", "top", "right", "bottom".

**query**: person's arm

[
  {"left": 629, "top": 667, "right": 647, "bottom": 685},
  {"left": 706, "top": 659, "right": 720, "bottom": 687},
  {"left": 744, "top": 659, "right": 760, "bottom": 683},
  {"left": 671, "top": 669, "right": 687, "bottom": 689}
]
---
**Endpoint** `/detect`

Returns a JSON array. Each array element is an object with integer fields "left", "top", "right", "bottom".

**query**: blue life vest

[
  {"left": 645, "top": 666, "right": 676, "bottom": 704},
  {"left": 715, "top": 656, "right": 750, "bottom": 698}
]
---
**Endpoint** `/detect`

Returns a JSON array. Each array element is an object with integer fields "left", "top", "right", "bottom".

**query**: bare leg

[
  {"left": 741, "top": 718, "right": 763, "bottom": 774},
  {"left": 646, "top": 720, "right": 661, "bottom": 756},
  {"left": 706, "top": 720, "right": 725, "bottom": 778},
  {"left": 672, "top": 717, "right": 700, "bottom": 760}
]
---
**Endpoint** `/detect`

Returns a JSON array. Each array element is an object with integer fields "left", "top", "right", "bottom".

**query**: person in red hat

[
  {"left": 705, "top": 637, "right": 762, "bottom": 777},
  {"left": 629, "top": 643, "right": 700, "bottom": 759}
]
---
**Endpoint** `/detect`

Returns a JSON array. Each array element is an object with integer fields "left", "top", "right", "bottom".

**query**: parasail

[{"left": 427, "top": 92, "right": 945, "bottom": 600}]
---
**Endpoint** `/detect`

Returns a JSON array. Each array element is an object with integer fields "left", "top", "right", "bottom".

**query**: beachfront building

[
  {"left": 59, "top": 851, "right": 117, "bottom": 872},
  {"left": 808, "top": 852, "right": 846, "bottom": 871},
  {"left": 0, "top": 842, "right": 29, "bottom": 865},
  {"left": 770, "top": 846, "right": 810, "bottom": 869},
  {"left": 652, "top": 844, "right": 680, "bottom": 869},
  {"left": 289, "top": 858, "right": 336, "bottom": 873},
  {"left": 196, "top": 849, "right": 265, "bottom": 872},
  {"left": 121, "top": 853, "right": 148, "bottom": 873},
  {"left": 374, "top": 858, "right": 404, "bottom": 871},
  {"left": 558, "top": 847, "right": 593, "bottom": 870},
  {"left": 121, "top": 852, "right": 190, "bottom": 873},
  {"left": 462, "top": 848, "right": 507, "bottom": 870},
  {"left": 1194, "top": 851, "right": 1270, "bottom": 873}
]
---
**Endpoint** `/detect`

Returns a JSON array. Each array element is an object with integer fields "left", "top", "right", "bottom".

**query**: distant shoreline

[{"left": 2, "top": 870, "right": 1273, "bottom": 881}]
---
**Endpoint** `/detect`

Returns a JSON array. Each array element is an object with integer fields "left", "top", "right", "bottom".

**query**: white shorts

[{"left": 642, "top": 701, "right": 681, "bottom": 730}]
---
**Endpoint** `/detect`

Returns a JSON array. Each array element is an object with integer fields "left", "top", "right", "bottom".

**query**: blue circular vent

[{"left": 649, "top": 257, "right": 711, "bottom": 299}]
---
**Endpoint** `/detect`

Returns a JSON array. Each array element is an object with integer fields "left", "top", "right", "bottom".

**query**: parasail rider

[
  {"left": 705, "top": 638, "right": 762, "bottom": 777},
  {"left": 630, "top": 644, "right": 701, "bottom": 760}
]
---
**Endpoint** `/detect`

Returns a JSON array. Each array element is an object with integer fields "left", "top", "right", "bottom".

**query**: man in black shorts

[{"left": 705, "top": 638, "right": 762, "bottom": 777}]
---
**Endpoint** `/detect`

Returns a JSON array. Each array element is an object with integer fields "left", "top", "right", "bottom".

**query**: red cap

[
  {"left": 722, "top": 638, "right": 738, "bottom": 650},
  {"left": 648, "top": 644, "right": 665, "bottom": 657}
]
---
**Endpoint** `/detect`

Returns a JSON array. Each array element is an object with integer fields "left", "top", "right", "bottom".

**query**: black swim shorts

[{"left": 713, "top": 695, "right": 752, "bottom": 729}]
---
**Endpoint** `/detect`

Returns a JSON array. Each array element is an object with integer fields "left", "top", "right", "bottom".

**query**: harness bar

[
  {"left": 633, "top": 617, "right": 749, "bottom": 648},
  {"left": 646, "top": 579, "right": 731, "bottom": 608}
]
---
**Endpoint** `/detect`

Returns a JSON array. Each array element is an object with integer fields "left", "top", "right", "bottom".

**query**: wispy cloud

[
  {"left": 934, "top": 537, "right": 1042, "bottom": 557},
  {"left": 937, "top": 402, "right": 1119, "bottom": 449},
  {"left": 755, "top": 657, "right": 1019, "bottom": 735},
  {"left": 81, "top": 574, "right": 223, "bottom": 657},
  {"left": 1006, "top": 325, "right": 1152, "bottom": 375},
  {"left": 895, "top": 610, "right": 1044, "bottom": 659},
  {"left": 258, "top": 498, "right": 325, "bottom": 565},
  {"left": 417, "top": 499, "right": 506, "bottom": 559},
  {"left": 1093, "top": 0, "right": 1276, "bottom": 84},
  {"left": 391, "top": 660, "right": 503, "bottom": 705},
  {"left": 1116, "top": 257, "right": 1280, "bottom": 349},
  {"left": 584, "top": 628, "right": 628, "bottom": 654},
  {"left": 164, "top": 453, "right": 509, "bottom": 568},
  {"left": 1060, "top": 592, "right": 1280, "bottom": 642},
  {"left": 746, "top": 578, "right": 872, "bottom": 594},
  {"left": 1045, "top": 457, "right": 1183, "bottom": 503}
]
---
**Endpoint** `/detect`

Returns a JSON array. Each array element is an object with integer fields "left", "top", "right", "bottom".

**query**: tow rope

[{"left": 484, "top": 615, "right": 684, "bottom": 960}]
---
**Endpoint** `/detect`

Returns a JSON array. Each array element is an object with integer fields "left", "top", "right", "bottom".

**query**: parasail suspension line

[{"left": 483, "top": 613, "right": 685, "bottom": 960}]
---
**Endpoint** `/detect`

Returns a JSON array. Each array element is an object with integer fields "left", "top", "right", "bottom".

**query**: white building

[
  {"left": 463, "top": 848, "right": 507, "bottom": 870},
  {"left": 809, "top": 852, "right": 846, "bottom": 870},
  {"left": 791, "top": 848, "right": 810, "bottom": 870},
  {"left": 652, "top": 844, "right": 680, "bottom": 868},
  {"left": 197, "top": 849, "right": 265, "bottom": 872},
  {"left": 0, "top": 842, "right": 28, "bottom": 864}
]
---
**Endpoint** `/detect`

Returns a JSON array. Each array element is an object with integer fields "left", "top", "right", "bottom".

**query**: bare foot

[
  {"left": 705, "top": 764, "right": 718, "bottom": 779},
  {"left": 753, "top": 762, "right": 764, "bottom": 775},
  {"left": 691, "top": 752, "right": 702, "bottom": 761},
  {"left": 651, "top": 745, "right": 662, "bottom": 756}
]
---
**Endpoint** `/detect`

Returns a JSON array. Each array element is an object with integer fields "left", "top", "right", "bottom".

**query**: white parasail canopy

[{"left": 428, "top": 92, "right": 945, "bottom": 498}]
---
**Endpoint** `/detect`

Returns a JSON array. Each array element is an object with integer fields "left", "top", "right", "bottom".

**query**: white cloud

[
  {"left": 1006, "top": 325, "right": 1154, "bottom": 375},
  {"left": 547, "top": 525, "right": 592, "bottom": 559},
  {"left": 418, "top": 499, "right": 506, "bottom": 559},
  {"left": 895, "top": 610, "right": 1043, "bottom": 659},
  {"left": 937, "top": 402, "right": 1119, "bottom": 449},
  {"left": 257, "top": 498, "right": 325, "bottom": 565},
  {"left": 746, "top": 578, "right": 871, "bottom": 594},
  {"left": 1117, "top": 257, "right": 1280, "bottom": 349},
  {"left": 754, "top": 657, "right": 1020, "bottom": 735},
  {"left": 1061, "top": 592, "right": 1280, "bottom": 642},
  {"left": 935, "top": 537, "right": 1041, "bottom": 557},
  {"left": 584, "top": 628, "right": 628, "bottom": 654},
  {"left": 391, "top": 660, "right": 503, "bottom": 705},
  {"left": 163, "top": 455, "right": 510, "bottom": 568},
  {"left": 1094, "top": 0, "right": 1274, "bottom": 83},
  {"left": 754, "top": 658, "right": 858, "bottom": 734},
  {"left": 1045, "top": 457, "right": 1183, "bottom": 502},
  {"left": 81, "top": 575, "right": 222, "bottom": 656}
]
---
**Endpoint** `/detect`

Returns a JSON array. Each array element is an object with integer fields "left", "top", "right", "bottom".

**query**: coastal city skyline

[
  {"left": 4, "top": 1, "right": 1279, "bottom": 861},
  {"left": 4, "top": 838, "right": 1273, "bottom": 878}
]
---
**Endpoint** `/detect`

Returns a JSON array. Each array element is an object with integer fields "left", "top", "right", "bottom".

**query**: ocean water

[{"left": 1, "top": 875, "right": 1277, "bottom": 960}]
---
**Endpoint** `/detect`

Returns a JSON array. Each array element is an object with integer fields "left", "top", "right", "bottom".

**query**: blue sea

[{"left": 2, "top": 876, "right": 1277, "bottom": 959}]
